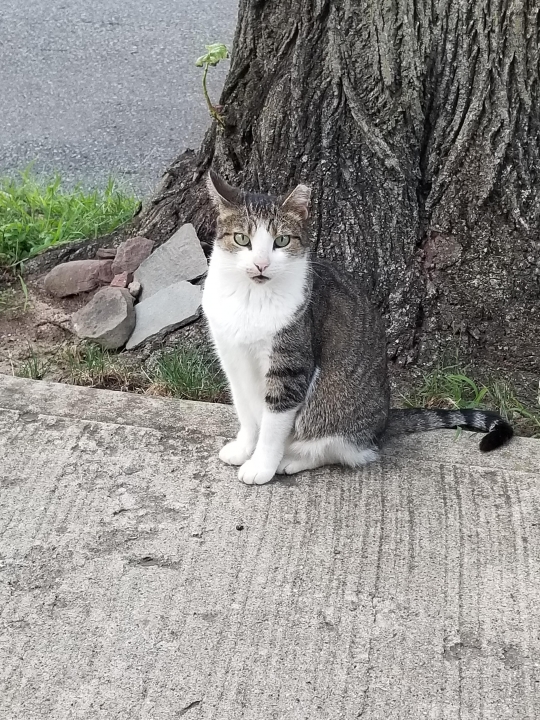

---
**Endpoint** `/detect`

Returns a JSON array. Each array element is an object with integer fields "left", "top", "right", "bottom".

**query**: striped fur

[
  {"left": 203, "top": 172, "right": 514, "bottom": 484},
  {"left": 388, "top": 409, "right": 513, "bottom": 451}
]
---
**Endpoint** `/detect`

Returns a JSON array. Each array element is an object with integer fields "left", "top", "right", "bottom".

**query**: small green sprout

[{"left": 195, "top": 43, "right": 229, "bottom": 127}]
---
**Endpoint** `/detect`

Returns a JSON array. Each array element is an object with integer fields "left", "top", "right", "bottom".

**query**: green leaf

[{"left": 195, "top": 43, "right": 229, "bottom": 67}]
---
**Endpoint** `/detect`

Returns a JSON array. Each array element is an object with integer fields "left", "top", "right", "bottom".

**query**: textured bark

[{"left": 137, "top": 0, "right": 540, "bottom": 370}]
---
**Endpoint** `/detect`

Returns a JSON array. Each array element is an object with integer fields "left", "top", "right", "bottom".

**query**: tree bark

[{"left": 137, "top": 0, "right": 540, "bottom": 371}]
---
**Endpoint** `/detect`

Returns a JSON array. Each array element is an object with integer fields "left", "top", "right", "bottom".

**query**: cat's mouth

[{"left": 252, "top": 274, "right": 270, "bottom": 283}]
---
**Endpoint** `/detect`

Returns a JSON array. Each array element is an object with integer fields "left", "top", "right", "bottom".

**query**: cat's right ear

[{"left": 207, "top": 170, "right": 243, "bottom": 209}]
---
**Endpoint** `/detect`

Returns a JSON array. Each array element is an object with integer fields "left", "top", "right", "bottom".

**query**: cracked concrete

[{"left": 1, "top": 375, "right": 539, "bottom": 719}]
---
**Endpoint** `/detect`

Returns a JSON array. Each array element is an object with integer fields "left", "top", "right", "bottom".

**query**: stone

[
  {"left": 72, "top": 287, "right": 135, "bottom": 349},
  {"left": 128, "top": 280, "right": 141, "bottom": 298},
  {"left": 96, "top": 247, "right": 117, "bottom": 259},
  {"left": 110, "top": 271, "right": 134, "bottom": 288},
  {"left": 111, "top": 236, "right": 154, "bottom": 275},
  {"left": 134, "top": 224, "right": 207, "bottom": 301},
  {"left": 44, "top": 260, "right": 114, "bottom": 297},
  {"left": 2, "top": 374, "right": 540, "bottom": 719},
  {"left": 125, "top": 281, "right": 201, "bottom": 350}
]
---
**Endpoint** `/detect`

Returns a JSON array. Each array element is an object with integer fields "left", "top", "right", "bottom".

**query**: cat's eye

[
  {"left": 234, "top": 233, "right": 251, "bottom": 247},
  {"left": 274, "top": 235, "right": 291, "bottom": 248}
]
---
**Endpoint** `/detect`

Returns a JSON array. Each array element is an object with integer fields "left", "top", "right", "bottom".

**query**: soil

[
  {"left": 0, "top": 266, "right": 212, "bottom": 384},
  {"left": 0, "top": 275, "right": 88, "bottom": 375}
]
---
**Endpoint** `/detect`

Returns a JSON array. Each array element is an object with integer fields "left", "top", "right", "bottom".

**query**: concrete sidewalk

[{"left": 0, "top": 375, "right": 539, "bottom": 719}]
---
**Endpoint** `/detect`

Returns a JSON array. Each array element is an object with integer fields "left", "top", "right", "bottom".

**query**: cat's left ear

[{"left": 281, "top": 185, "right": 311, "bottom": 220}]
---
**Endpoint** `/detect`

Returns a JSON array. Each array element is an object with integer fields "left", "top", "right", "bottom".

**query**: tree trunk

[{"left": 137, "top": 0, "right": 540, "bottom": 371}]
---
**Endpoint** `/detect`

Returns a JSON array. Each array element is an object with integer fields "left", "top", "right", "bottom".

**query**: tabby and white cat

[{"left": 202, "top": 171, "right": 513, "bottom": 485}]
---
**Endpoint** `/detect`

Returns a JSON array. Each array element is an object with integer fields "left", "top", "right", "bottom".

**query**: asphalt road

[{"left": 0, "top": 0, "right": 238, "bottom": 196}]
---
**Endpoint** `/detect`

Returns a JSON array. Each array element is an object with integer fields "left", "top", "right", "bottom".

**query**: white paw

[
  {"left": 219, "top": 440, "right": 253, "bottom": 466},
  {"left": 238, "top": 459, "right": 276, "bottom": 486},
  {"left": 276, "top": 457, "right": 309, "bottom": 475}
]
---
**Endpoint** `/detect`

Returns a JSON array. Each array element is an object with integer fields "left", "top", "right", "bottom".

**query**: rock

[
  {"left": 96, "top": 247, "right": 117, "bottom": 259},
  {"left": 125, "top": 281, "right": 201, "bottom": 350},
  {"left": 134, "top": 224, "right": 207, "bottom": 301},
  {"left": 111, "top": 236, "right": 154, "bottom": 275},
  {"left": 23, "top": 226, "right": 127, "bottom": 276},
  {"left": 110, "top": 271, "right": 134, "bottom": 288},
  {"left": 44, "top": 260, "right": 114, "bottom": 297},
  {"left": 72, "top": 287, "right": 135, "bottom": 349},
  {"left": 128, "top": 280, "right": 141, "bottom": 298}
]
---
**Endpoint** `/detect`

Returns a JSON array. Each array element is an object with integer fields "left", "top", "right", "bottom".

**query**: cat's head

[{"left": 207, "top": 170, "right": 311, "bottom": 284}]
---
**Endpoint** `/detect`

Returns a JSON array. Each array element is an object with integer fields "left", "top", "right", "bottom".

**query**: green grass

[
  {"left": 62, "top": 343, "right": 142, "bottom": 391},
  {"left": 0, "top": 169, "right": 138, "bottom": 267},
  {"left": 403, "top": 364, "right": 540, "bottom": 438},
  {"left": 148, "top": 347, "right": 228, "bottom": 403},
  {"left": 16, "top": 347, "right": 49, "bottom": 380}
]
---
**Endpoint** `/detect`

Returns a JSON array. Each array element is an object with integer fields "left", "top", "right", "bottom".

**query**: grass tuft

[
  {"left": 148, "top": 347, "right": 228, "bottom": 403},
  {"left": 16, "top": 346, "right": 49, "bottom": 380},
  {"left": 403, "top": 364, "right": 540, "bottom": 438},
  {"left": 0, "top": 169, "right": 138, "bottom": 267},
  {"left": 62, "top": 343, "right": 142, "bottom": 391}
]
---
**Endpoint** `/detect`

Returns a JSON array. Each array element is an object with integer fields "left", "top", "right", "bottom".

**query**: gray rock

[
  {"left": 134, "top": 224, "right": 207, "bottom": 300},
  {"left": 128, "top": 280, "right": 142, "bottom": 298},
  {"left": 111, "top": 236, "right": 154, "bottom": 275},
  {"left": 125, "top": 281, "right": 201, "bottom": 350},
  {"left": 72, "top": 287, "right": 135, "bottom": 349},
  {"left": 44, "top": 260, "right": 114, "bottom": 297}
]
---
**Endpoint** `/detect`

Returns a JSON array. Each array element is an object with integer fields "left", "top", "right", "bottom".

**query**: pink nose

[{"left": 254, "top": 261, "right": 269, "bottom": 273}]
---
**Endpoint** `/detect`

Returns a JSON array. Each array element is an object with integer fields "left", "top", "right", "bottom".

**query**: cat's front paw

[
  {"left": 238, "top": 459, "right": 275, "bottom": 486},
  {"left": 219, "top": 440, "right": 253, "bottom": 466}
]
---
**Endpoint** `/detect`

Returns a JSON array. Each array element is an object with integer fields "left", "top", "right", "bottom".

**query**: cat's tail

[{"left": 387, "top": 408, "right": 513, "bottom": 452}]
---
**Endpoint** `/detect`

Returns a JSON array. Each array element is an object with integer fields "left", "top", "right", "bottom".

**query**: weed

[
  {"left": 62, "top": 343, "right": 143, "bottom": 391},
  {"left": 403, "top": 366, "right": 489, "bottom": 410},
  {"left": 195, "top": 43, "right": 229, "bottom": 127},
  {"left": 403, "top": 364, "right": 540, "bottom": 438},
  {"left": 18, "top": 274, "right": 30, "bottom": 311},
  {"left": 15, "top": 347, "right": 49, "bottom": 380},
  {"left": 489, "top": 381, "right": 540, "bottom": 438},
  {"left": 148, "top": 347, "right": 228, "bottom": 402},
  {"left": 0, "top": 169, "right": 138, "bottom": 267}
]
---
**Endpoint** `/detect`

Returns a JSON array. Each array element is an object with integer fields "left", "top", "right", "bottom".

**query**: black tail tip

[{"left": 479, "top": 420, "right": 514, "bottom": 452}]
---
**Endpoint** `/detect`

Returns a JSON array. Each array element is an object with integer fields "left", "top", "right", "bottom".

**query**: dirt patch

[{"left": 0, "top": 276, "right": 87, "bottom": 375}]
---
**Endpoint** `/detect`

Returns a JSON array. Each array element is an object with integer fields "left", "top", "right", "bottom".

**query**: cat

[{"left": 202, "top": 171, "right": 513, "bottom": 485}]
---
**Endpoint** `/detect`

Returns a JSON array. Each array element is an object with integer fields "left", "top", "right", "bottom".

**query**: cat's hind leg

[{"left": 276, "top": 435, "right": 378, "bottom": 475}]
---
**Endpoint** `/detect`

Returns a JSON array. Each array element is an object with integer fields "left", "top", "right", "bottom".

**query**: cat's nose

[{"left": 254, "top": 261, "right": 269, "bottom": 273}]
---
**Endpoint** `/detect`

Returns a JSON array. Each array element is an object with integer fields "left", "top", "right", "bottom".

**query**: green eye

[
  {"left": 234, "top": 233, "right": 251, "bottom": 247},
  {"left": 274, "top": 235, "right": 291, "bottom": 248}
]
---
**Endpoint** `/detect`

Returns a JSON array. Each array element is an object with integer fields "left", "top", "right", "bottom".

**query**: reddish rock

[
  {"left": 110, "top": 272, "right": 134, "bottom": 288},
  {"left": 111, "top": 236, "right": 154, "bottom": 275},
  {"left": 44, "top": 260, "right": 114, "bottom": 297},
  {"left": 96, "top": 247, "right": 117, "bottom": 259}
]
